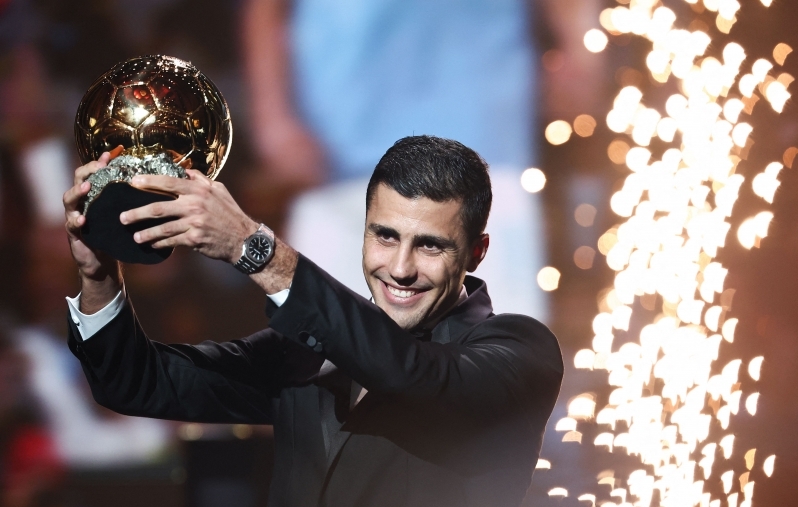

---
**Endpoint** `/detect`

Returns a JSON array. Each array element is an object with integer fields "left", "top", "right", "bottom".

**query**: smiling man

[{"left": 63, "top": 135, "right": 562, "bottom": 507}]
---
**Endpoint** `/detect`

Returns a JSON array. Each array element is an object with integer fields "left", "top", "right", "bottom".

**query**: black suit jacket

[{"left": 67, "top": 255, "right": 563, "bottom": 507}]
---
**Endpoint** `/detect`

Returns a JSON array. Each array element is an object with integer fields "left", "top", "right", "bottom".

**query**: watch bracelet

[{"left": 233, "top": 223, "right": 274, "bottom": 274}]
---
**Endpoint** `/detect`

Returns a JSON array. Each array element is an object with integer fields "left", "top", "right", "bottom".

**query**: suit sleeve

[
  {"left": 67, "top": 299, "right": 319, "bottom": 424},
  {"left": 267, "top": 256, "right": 563, "bottom": 420}
]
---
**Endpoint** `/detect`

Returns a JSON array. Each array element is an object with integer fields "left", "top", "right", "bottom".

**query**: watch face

[{"left": 247, "top": 235, "right": 272, "bottom": 263}]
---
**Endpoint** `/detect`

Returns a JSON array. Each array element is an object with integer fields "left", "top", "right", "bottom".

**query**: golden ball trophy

[{"left": 74, "top": 55, "right": 232, "bottom": 264}]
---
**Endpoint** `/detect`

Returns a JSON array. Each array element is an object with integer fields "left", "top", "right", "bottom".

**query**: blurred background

[{"left": 0, "top": 0, "right": 796, "bottom": 506}]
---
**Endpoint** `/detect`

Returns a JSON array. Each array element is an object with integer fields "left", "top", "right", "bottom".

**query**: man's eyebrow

[
  {"left": 368, "top": 224, "right": 458, "bottom": 250},
  {"left": 413, "top": 234, "right": 458, "bottom": 250},
  {"left": 368, "top": 223, "right": 399, "bottom": 237}
]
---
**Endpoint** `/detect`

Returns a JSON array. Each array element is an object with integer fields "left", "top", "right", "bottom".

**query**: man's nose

[{"left": 389, "top": 245, "right": 417, "bottom": 284}]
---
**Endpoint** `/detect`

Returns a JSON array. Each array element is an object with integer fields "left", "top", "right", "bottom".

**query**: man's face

[{"left": 363, "top": 184, "right": 485, "bottom": 330}]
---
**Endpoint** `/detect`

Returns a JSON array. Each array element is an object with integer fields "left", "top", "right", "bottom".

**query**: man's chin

[
  {"left": 393, "top": 315, "right": 426, "bottom": 331},
  {"left": 378, "top": 304, "right": 423, "bottom": 330}
]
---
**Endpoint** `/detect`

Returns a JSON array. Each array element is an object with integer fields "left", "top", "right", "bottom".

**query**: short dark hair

[{"left": 366, "top": 136, "right": 492, "bottom": 243}]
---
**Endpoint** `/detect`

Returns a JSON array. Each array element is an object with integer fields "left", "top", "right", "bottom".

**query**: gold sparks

[
  {"left": 737, "top": 212, "right": 773, "bottom": 249},
  {"left": 764, "top": 455, "right": 776, "bottom": 477},
  {"left": 783, "top": 147, "right": 798, "bottom": 168},
  {"left": 561, "top": 0, "right": 790, "bottom": 505},
  {"left": 748, "top": 356, "right": 764, "bottom": 381},
  {"left": 752, "top": 162, "right": 783, "bottom": 203},
  {"left": 774, "top": 43, "right": 793, "bottom": 66}
]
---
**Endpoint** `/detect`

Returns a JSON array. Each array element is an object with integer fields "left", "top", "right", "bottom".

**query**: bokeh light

[
  {"left": 537, "top": 267, "right": 562, "bottom": 292},
  {"left": 520, "top": 168, "right": 547, "bottom": 193},
  {"left": 574, "top": 114, "right": 598, "bottom": 137},
  {"left": 575, "top": 204, "right": 598, "bottom": 227},
  {"left": 545, "top": 120, "right": 573, "bottom": 145},
  {"left": 574, "top": 246, "right": 597, "bottom": 270},
  {"left": 584, "top": 29, "right": 609, "bottom": 53}
]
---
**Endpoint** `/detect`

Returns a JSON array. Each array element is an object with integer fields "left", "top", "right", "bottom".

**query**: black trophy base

[{"left": 82, "top": 182, "right": 176, "bottom": 264}]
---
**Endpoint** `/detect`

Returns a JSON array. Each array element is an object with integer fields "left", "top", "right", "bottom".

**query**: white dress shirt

[{"left": 66, "top": 288, "right": 290, "bottom": 341}]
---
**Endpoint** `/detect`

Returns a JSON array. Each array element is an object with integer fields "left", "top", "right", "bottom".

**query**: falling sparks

[
  {"left": 773, "top": 43, "right": 793, "bottom": 66},
  {"left": 748, "top": 356, "right": 764, "bottom": 381},
  {"left": 559, "top": 0, "right": 790, "bottom": 505},
  {"left": 745, "top": 393, "right": 760, "bottom": 416},
  {"left": 736, "top": 211, "right": 774, "bottom": 249},
  {"left": 752, "top": 162, "right": 783, "bottom": 203},
  {"left": 568, "top": 393, "right": 597, "bottom": 420},
  {"left": 763, "top": 455, "right": 776, "bottom": 477}
]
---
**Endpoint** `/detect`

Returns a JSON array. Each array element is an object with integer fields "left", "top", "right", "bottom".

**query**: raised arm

[
  {"left": 63, "top": 152, "right": 124, "bottom": 314},
  {"left": 68, "top": 296, "right": 321, "bottom": 423},
  {"left": 63, "top": 157, "right": 314, "bottom": 423}
]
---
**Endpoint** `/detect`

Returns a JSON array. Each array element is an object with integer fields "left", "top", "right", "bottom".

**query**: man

[{"left": 63, "top": 136, "right": 562, "bottom": 507}]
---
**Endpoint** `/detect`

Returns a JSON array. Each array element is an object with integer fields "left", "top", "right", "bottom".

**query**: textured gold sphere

[{"left": 74, "top": 55, "right": 232, "bottom": 180}]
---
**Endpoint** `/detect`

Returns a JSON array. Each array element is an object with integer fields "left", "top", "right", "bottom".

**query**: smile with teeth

[{"left": 386, "top": 284, "right": 421, "bottom": 299}]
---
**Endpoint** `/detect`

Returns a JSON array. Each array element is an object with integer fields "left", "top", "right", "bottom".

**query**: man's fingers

[
  {"left": 65, "top": 212, "right": 86, "bottom": 235},
  {"left": 132, "top": 218, "right": 190, "bottom": 245},
  {"left": 130, "top": 174, "right": 198, "bottom": 195},
  {"left": 74, "top": 152, "right": 112, "bottom": 186},
  {"left": 119, "top": 199, "right": 184, "bottom": 226},
  {"left": 63, "top": 181, "right": 91, "bottom": 213},
  {"left": 149, "top": 232, "right": 194, "bottom": 250},
  {"left": 186, "top": 168, "right": 213, "bottom": 186}
]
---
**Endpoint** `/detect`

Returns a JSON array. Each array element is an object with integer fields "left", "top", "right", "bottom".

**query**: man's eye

[{"left": 420, "top": 243, "right": 441, "bottom": 252}]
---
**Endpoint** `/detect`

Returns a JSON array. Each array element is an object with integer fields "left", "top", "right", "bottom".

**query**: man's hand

[
  {"left": 123, "top": 169, "right": 299, "bottom": 294},
  {"left": 120, "top": 170, "right": 259, "bottom": 264},
  {"left": 63, "top": 151, "right": 123, "bottom": 313}
]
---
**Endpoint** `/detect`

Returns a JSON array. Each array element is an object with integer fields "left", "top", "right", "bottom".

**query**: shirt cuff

[
  {"left": 66, "top": 289, "right": 127, "bottom": 341},
  {"left": 267, "top": 288, "right": 290, "bottom": 307}
]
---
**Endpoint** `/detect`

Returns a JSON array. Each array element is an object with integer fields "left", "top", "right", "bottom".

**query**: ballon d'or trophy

[{"left": 74, "top": 55, "right": 232, "bottom": 264}]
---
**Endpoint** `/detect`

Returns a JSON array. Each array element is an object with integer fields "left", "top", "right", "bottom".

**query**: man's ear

[{"left": 466, "top": 234, "right": 489, "bottom": 272}]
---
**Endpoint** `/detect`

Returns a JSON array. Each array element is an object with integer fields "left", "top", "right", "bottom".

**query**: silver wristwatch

[{"left": 233, "top": 223, "right": 275, "bottom": 274}]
